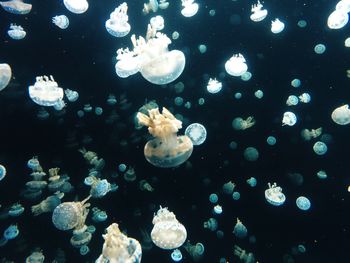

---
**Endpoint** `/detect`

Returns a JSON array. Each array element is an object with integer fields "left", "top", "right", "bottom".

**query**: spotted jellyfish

[
  {"left": 105, "top": 2, "right": 130, "bottom": 38},
  {"left": 299, "top": 93, "right": 311, "bottom": 103},
  {"left": 331, "top": 104, "right": 350, "bottom": 125},
  {"left": 7, "top": 24, "right": 26, "bottom": 40},
  {"left": 296, "top": 196, "right": 311, "bottom": 210},
  {"left": 206, "top": 78, "right": 222, "bottom": 93},
  {"left": 63, "top": 0, "right": 88, "bottom": 14},
  {"left": 151, "top": 207, "right": 187, "bottom": 249},
  {"left": 282, "top": 111, "right": 297, "bottom": 126},
  {"left": 271, "top": 18, "right": 285, "bottom": 33},
  {"left": 150, "top": 15, "right": 164, "bottom": 31},
  {"left": 313, "top": 141, "right": 327, "bottom": 155},
  {"left": 225, "top": 53, "right": 248, "bottom": 77},
  {"left": 327, "top": 9, "right": 349, "bottom": 29},
  {"left": 0, "top": 63, "right": 11, "bottom": 91},
  {"left": 52, "top": 15, "right": 69, "bottom": 29},
  {"left": 250, "top": 0, "right": 268, "bottom": 22},
  {"left": 0, "top": 0, "right": 32, "bottom": 15},
  {"left": 265, "top": 182, "right": 286, "bottom": 206},
  {"left": 185, "top": 123, "right": 207, "bottom": 145},
  {"left": 181, "top": 0, "right": 199, "bottom": 17}
]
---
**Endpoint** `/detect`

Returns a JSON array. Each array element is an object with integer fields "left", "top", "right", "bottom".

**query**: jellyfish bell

[
  {"left": 282, "top": 111, "right": 297, "bottom": 126},
  {"left": 52, "top": 15, "right": 69, "bottom": 29},
  {"left": 250, "top": 0, "right": 268, "bottom": 22},
  {"left": 331, "top": 104, "right": 350, "bottom": 125},
  {"left": 115, "top": 49, "right": 141, "bottom": 78},
  {"left": 327, "top": 9, "right": 349, "bottom": 29},
  {"left": 7, "top": 24, "right": 26, "bottom": 40},
  {"left": 336, "top": 0, "right": 350, "bottom": 13},
  {"left": 265, "top": 182, "right": 286, "bottom": 206},
  {"left": 150, "top": 15, "right": 164, "bottom": 31},
  {"left": 0, "top": 63, "right": 12, "bottom": 91},
  {"left": 105, "top": 2, "right": 131, "bottom": 38},
  {"left": 63, "top": 0, "right": 88, "bottom": 14},
  {"left": 181, "top": 0, "right": 199, "bottom": 17},
  {"left": 271, "top": 18, "right": 285, "bottom": 33},
  {"left": 0, "top": 0, "right": 32, "bottom": 15},
  {"left": 225, "top": 53, "right": 248, "bottom": 77}
]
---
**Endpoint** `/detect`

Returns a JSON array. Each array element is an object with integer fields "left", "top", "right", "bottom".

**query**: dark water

[{"left": 0, "top": 0, "right": 350, "bottom": 262}]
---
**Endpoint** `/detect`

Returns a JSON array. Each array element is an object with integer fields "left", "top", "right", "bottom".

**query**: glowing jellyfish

[
  {"left": 185, "top": 123, "right": 207, "bottom": 146},
  {"left": 0, "top": 225, "right": 19, "bottom": 246},
  {"left": 233, "top": 218, "right": 247, "bottom": 239},
  {"left": 234, "top": 245, "right": 255, "bottom": 263},
  {"left": 225, "top": 53, "right": 248, "bottom": 77},
  {"left": 247, "top": 177, "right": 257, "bottom": 187},
  {"left": 7, "top": 24, "right": 26, "bottom": 40},
  {"left": 95, "top": 107, "right": 103, "bottom": 115},
  {"left": 265, "top": 182, "right": 286, "bottom": 206},
  {"left": 297, "top": 20, "right": 307, "bottom": 28},
  {"left": 52, "top": 15, "right": 69, "bottom": 29},
  {"left": 184, "top": 242, "right": 205, "bottom": 261},
  {"left": 0, "top": 164, "right": 6, "bottom": 181},
  {"left": 345, "top": 37, "right": 350, "bottom": 47},
  {"left": 213, "top": 204, "right": 223, "bottom": 214},
  {"left": 314, "top": 43, "right": 326, "bottom": 54},
  {"left": 151, "top": 207, "right": 187, "bottom": 249},
  {"left": 223, "top": 181, "right": 235, "bottom": 194},
  {"left": 150, "top": 15, "right": 164, "bottom": 31},
  {"left": 143, "top": 0, "right": 158, "bottom": 14},
  {"left": 28, "top": 75, "right": 64, "bottom": 107},
  {"left": 0, "top": 0, "right": 32, "bottom": 15},
  {"left": 0, "top": 63, "right": 11, "bottom": 91},
  {"left": 254, "top": 89, "right": 264, "bottom": 99},
  {"left": 286, "top": 95, "right": 299, "bottom": 106},
  {"left": 250, "top": 0, "right": 268, "bottom": 22},
  {"left": 8, "top": 203, "right": 24, "bottom": 216},
  {"left": 105, "top": 2, "right": 131, "bottom": 38},
  {"left": 171, "top": 249, "right": 182, "bottom": 262},
  {"left": 26, "top": 251, "right": 45, "bottom": 263},
  {"left": 198, "top": 44, "right": 207, "bottom": 53},
  {"left": 232, "top": 117, "right": 255, "bottom": 130},
  {"left": 291, "top": 78, "right": 301, "bottom": 88},
  {"left": 232, "top": 191, "right": 240, "bottom": 200},
  {"left": 313, "top": 141, "right": 327, "bottom": 155},
  {"left": 241, "top": 71, "right": 252, "bottom": 81},
  {"left": 96, "top": 223, "right": 142, "bottom": 263},
  {"left": 282, "top": 111, "right": 297, "bottom": 126},
  {"left": 136, "top": 107, "right": 193, "bottom": 168},
  {"left": 331, "top": 104, "right": 350, "bottom": 125},
  {"left": 317, "top": 170, "right": 327, "bottom": 179},
  {"left": 53, "top": 99, "right": 66, "bottom": 110},
  {"left": 299, "top": 93, "right": 311, "bottom": 103},
  {"left": 64, "top": 89, "right": 79, "bottom": 102},
  {"left": 327, "top": 9, "right": 348, "bottom": 29},
  {"left": 266, "top": 136, "right": 276, "bottom": 145},
  {"left": 296, "top": 196, "right": 311, "bottom": 211},
  {"left": 209, "top": 193, "right": 218, "bottom": 203},
  {"left": 181, "top": 0, "right": 199, "bottom": 17},
  {"left": 336, "top": 0, "right": 350, "bottom": 12},
  {"left": 206, "top": 78, "right": 222, "bottom": 93},
  {"left": 172, "top": 31, "right": 179, "bottom": 40},
  {"left": 243, "top": 147, "right": 259, "bottom": 161},
  {"left": 63, "top": 0, "right": 88, "bottom": 14},
  {"left": 107, "top": 94, "right": 117, "bottom": 105},
  {"left": 209, "top": 9, "right": 215, "bottom": 16},
  {"left": 31, "top": 192, "right": 63, "bottom": 216},
  {"left": 92, "top": 207, "right": 108, "bottom": 222},
  {"left": 159, "top": 0, "right": 169, "bottom": 9},
  {"left": 271, "top": 18, "right": 285, "bottom": 34},
  {"left": 203, "top": 218, "right": 218, "bottom": 231},
  {"left": 174, "top": 96, "right": 184, "bottom": 106}
]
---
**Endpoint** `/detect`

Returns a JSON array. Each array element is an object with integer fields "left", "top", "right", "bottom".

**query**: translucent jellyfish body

[
  {"left": 291, "top": 78, "right": 301, "bottom": 88},
  {"left": 225, "top": 53, "right": 248, "bottom": 77},
  {"left": 7, "top": 24, "right": 26, "bottom": 40},
  {"left": 181, "top": 0, "right": 199, "bottom": 17},
  {"left": 28, "top": 75, "right": 64, "bottom": 107},
  {"left": 52, "top": 15, "right": 69, "bottom": 29},
  {"left": 331, "top": 104, "right": 350, "bottom": 125},
  {"left": 143, "top": 0, "right": 158, "bottom": 14},
  {"left": 64, "top": 89, "right": 79, "bottom": 102},
  {"left": 8, "top": 203, "right": 24, "bottom": 216},
  {"left": 250, "top": 0, "right": 268, "bottom": 22},
  {"left": 234, "top": 245, "right": 255, "bottom": 263},
  {"left": 296, "top": 196, "right": 311, "bottom": 210},
  {"left": 299, "top": 93, "right": 311, "bottom": 103},
  {"left": 105, "top": 3, "right": 131, "bottom": 38},
  {"left": 0, "top": 164, "right": 6, "bottom": 181},
  {"left": 184, "top": 241, "right": 205, "bottom": 261},
  {"left": 96, "top": 223, "right": 142, "bottom": 263},
  {"left": 0, "top": 0, "right": 32, "bottom": 15},
  {"left": 271, "top": 19, "right": 285, "bottom": 34},
  {"left": 327, "top": 9, "right": 348, "bottom": 29},
  {"left": 26, "top": 251, "right": 45, "bottom": 263},
  {"left": 171, "top": 249, "right": 182, "bottom": 262},
  {"left": 151, "top": 207, "right": 187, "bottom": 249},
  {"left": 206, "top": 78, "right": 222, "bottom": 93},
  {"left": 63, "top": 0, "right": 88, "bottom": 14},
  {"left": 336, "top": 0, "right": 350, "bottom": 13},
  {"left": 150, "top": 15, "right": 164, "bottom": 31},
  {"left": 254, "top": 89, "right": 264, "bottom": 99},
  {"left": 233, "top": 218, "right": 248, "bottom": 239},
  {"left": 265, "top": 183, "right": 286, "bottom": 206},
  {"left": 185, "top": 123, "right": 207, "bottom": 145},
  {"left": 282, "top": 111, "right": 297, "bottom": 126},
  {"left": 313, "top": 141, "right": 327, "bottom": 155},
  {"left": 0, "top": 63, "right": 12, "bottom": 91},
  {"left": 0, "top": 225, "right": 19, "bottom": 246},
  {"left": 244, "top": 147, "right": 259, "bottom": 161},
  {"left": 314, "top": 44, "right": 326, "bottom": 54},
  {"left": 286, "top": 95, "right": 299, "bottom": 106},
  {"left": 203, "top": 218, "right": 218, "bottom": 231},
  {"left": 232, "top": 117, "right": 255, "bottom": 130},
  {"left": 137, "top": 107, "right": 193, "bottom": 168}
]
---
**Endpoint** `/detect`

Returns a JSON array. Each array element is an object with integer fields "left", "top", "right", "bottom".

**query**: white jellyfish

[
  {"left": 159, "top": 0, "right": 169, "bottom": 9},
  {"left": 151, "top": 207, "right": 187, "bottom": 250},
  {"left": 185, "top": 123, "right": 207, "bottom": 145},
  {"left": 331, "top": 104, "right": 350, "bottom": 125},
  {"left": 327, "top": 9, "right": 349, "bottom": 29},
  {"left": 225, "top": 53, "right": 248, "bottom": 77},
  {"left": 143, "top": 0, "right": 158, "bottom": 14},
  {"left": 0, "top": 0, "right": 32, "bottom": 15},
  {"left": 286, "top": 95, "right": 299, "bottom": 106},
  {"left": 232, "top": 116, "right": 255, "bottom": 130},
  {"left": 336, "top": 0, "right": 350, "bottom": 13},
  {"left": 105, "top": 2, "right": 131, "bottom": 38},
  {"left": 52, "top": 15, "right": 69, "bottom": 29},
  {"left": 64, "top": 89, "right": 79, "bottom": 102},
  {"left": 206, "top": 78, "right": 222, "bottom": 93},
  {"left": 7, "top": 24, "right": 26, "bottom": 40},
  {"left": 150, "top": 15, "right": 164, "bottom": 31},
  {"left": 0, "top": 63, "right": 12, "bottom": 91},
  {"left": 265, "top": 182, "right": 286, "bottom": 206},
  {"left": 298, "top": 93, "right": 311, "bottom": 103},
  {"left": 250, "top": 0, "right": 268, "bottom": 22},
  {"left": 63, "top": 0, "right": 88, "bottom": 14},
  {"left": 181, "top": 0, "right": 199, "bottom": 17},
  {"left": 271, "top": 18, "right": 285, "bottom": 34},
  {"left": 282, "top": 111, "right": 297, "bottom": 126},
  {"left": 28, "top": 75, "right": 64, "bottom": 107}
]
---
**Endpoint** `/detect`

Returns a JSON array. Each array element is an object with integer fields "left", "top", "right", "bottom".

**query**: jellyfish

[
  {"left": 90, "top": 178, "right": 112, "bottom": 198},
  {"left": 266, "top": 136, "right": 277, "bottom": 145},
  {"left": 172, "top": 31, "right": 179, "bottom": 40},
  {"left": 286, "top": 95, "right": 299, "bottom": 106},
  {"left": 317, "top": 170, "right": 327, "bottom": 179},
  {"left": 150, "top": 15, "right": 164, "bottom": 31},
  {"left": 8, "top": 203, "right": 24, "bottom": 217},
  {"left": 0, "top": 225, "right": 19, "bottom": 246},
  {"left": 222, "top": 181, "right": 235, "bottom": 194},
  {"left": 225, "top": 53, "right": 248, "bottom": 77},
  {"left": 171, "top": 249, "right": 182, "bottom": 262},
  {"left": 296, "top": 196, "right": 311, "bottom": 211},
  {"left": 143, "top": 0, "right": 158, "bottom": 14},
  {"left": 282, "top": 111, "right": 297, "bottom": 126},
  {"left": 184, "top": 241, "right": 205, "bottom": 261},
  {"left": 52, "top": 15, "right": 69, "bottom": 29},
  {"left": 63, "top": 0, "right": 88, "bottom": 14},
  {"left": 331, "top": 104, "right": 350, "bottom": 125},
  {"left": 7, "top": 24, "right": 26, "bottom": 40},
  {"left": 70, "top": 227, "right": 92, "bottom": 248},
  {"left": 91, "top": 207, "right": 108, "bottom": 222},
  {"left": 95, "top": 223, "right": 142, "bottom": 263},
  {"left": 0, "top": 0, "right": 32, "bottom": 15},
  {"left": 139, "top": 179, "right": 154, "bottom": 192},
  {"left": 241, "top": 71, "right": 252, "bottom": 81},
  {"left": 185, "top": 123, "right": 207, "bottom": 146},
  {"left": 37, "top": 108, "right": 50, "bottom": 120},
  {"left": 243, "top": 147, "right": 259, "bottom": 161},
  {"left": 181, "top": 0, "right": 199, "bottom": 17},
  {"left": 159, "top": 0, "right": 169, "bottom": 9},
  {"left": 25, "top": 250, "right": 45, "bottom": 263},
  {"left": 198, "top": 44, "right": 207, "bottom": 54},
  {"left": 297, "top": 20, "right": 307, "bottom": 28},
  {"left": 300, "top": 127, "right": 322, "bottom": 141},
  {"left": 209, "top": 193, "right": 218, "bottom": 203},
  {"left": 232, "top": 116, "right": 255, "bottom": 130},
  {"left": 314, "top": 43, "right": 326, "bottom": 54},
  {"left": 151, "top": 207, "right": 187, "bottom": 249},
  {"left": 232, "top": 191, "right": 241, "bottom": 200},
  {"left": 233, "top": 218, "right": 248, "bottom": 239},
  {"left": 31, "top": 192, "right": 64, "bottom": 216},
  {"left": 136, "top": 107, "right": 193, "bottom": 168},
  {"left": 105, "top": 2, "right": 131, "bottom": 37},
  {"left": 0, "top": 164, "right": 6, "bottom": 181},
  {"left": 265, "top": 182, "right": 286, "bottom": 206},
  {"left": 64, "top": 89, "right": 78, "bottom": 102},
  {"left": 206, "top": 78, "right": 222, "bottom": 93},
  {"left": 246, "top": 177, "right": 257, "bottom": 187},
  {"left": 327, "top": 9, "right": 348, "bottom": 29},
  {"left": 298, "top": 92, "right": 311, "bottom": 103},
  {"left": 271, "top": 18, "right": 285, "bottom": 34},
  {"left": 254, "top": 89, "right": 264, "bottom": 99},
  {"left": 83, "top": 104, "right": 93, "bottom": 112},
  {"left": 313, "top": 141, "right": 327, "bottom": 155},
  {"left": 0, "top": 63, "right": 12, "bottom": 91},
  {"left": 80, "top": 245, "right": 90, "bottom": 256},
  {"left": 203, "top": 218, "right": 218, "bottom": 231},
  {"left": 233, "top": 245, "right": 255, "bottom": 263},
  {"left": 291, "top": 78, "right": 301, "bottom": 88},
  {"left": 250, "top": 0, "right": 267, "bottom": 22}
]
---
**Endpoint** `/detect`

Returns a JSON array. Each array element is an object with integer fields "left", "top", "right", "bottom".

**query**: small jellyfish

[
  {"left": 213, "top": 204, "right": 223, "bottom": 214},
  {"left": 143, "top": 0, "right": 158, "bottom": 14},
  {"left": 181, "top": 0, "right": 199, "bottom": 17},
  {"left": 345, "top": 37, "right": 350, "bottom": 47},
  {"left": 90, "top": 179, "right": 112, "bottom": 198},
  {"left": 105, "top": 3, "right": 131, "bottom": 37},
  {"left": 286, "top": 95, "right": 299, "bottom": 106},
  {"left": 92, "top": 207, "right": 108, "bottom": 223},
  {"left": 0, "top": 63, "right": 12, "bottom": 91},
  {"left": 139, "top": 179, "right": 154, "bottom": 192},
  {"left": 185, "top": 123, "right": 207, "bottom": 146},
  {"left": 254, "top": 89, "right": 264, "bottom": 99},
  {"left": 317, "top": 170, "right": 327, "bottom": 179},
  {"left": 209, "top": 193, "right": 218, "bottom": 203},
  {"left": 241, "top": 71, "right": 252, "bottom": 81},
  {"left": 232, "top": 116, "right": 255, "bottom": 130},
  {"left": 265, "top": 182, "right": 286, "bottom": 206},
  {"left": 225, "top": 53, "right": 248, "bottom": 77},
  {"left": 184, "top": 242, "right": 205, "bottom": 261},
  {"left": 95, "top": 107, "right": 103, "bottom": 115},
  {"left": 0, "top": 164, "right": 6, "bottom": 181},
  {"left": 327, "top": 9, "right": 348, "bottom": 29},
  {"left": 243, "top": 147, "right": 259, "bottom": 161},
  {"left": 233, "top": 218, "right": 248, "bottom": 239},
  {"left": 233, "top": 245, "right": 255, "bottom": 263},
  {"left": 246, "top": 177, "right": 257, "bottom": 187},
  {"left": 8, "top": 203, "right": 24, "bottom": 216},
  {"left": 299, "top": 93, "right": 311, "bottom": 103},
  {"left": 313, "top": 141, "right": 327, "bottom": 155},
  {"left": 159, "top": 0, "right": 169, "bottom": 9},
  {"left": 250, "top": 0, "right": 268, "bottom": 22},
  {"left": 31, "top": 192, "right": 63, "bottom": 216},
  {"left": 296, "top": 196, "right": 311, "bottom": 211},
  {"left": 291, "top": 78, "right": 301, "bottom": 88},
  {"left": 174, "top": 96, "right": 184, "bottom": 106},
  {"left": 172, "top": 31, "right": 179, "bottom": 40},
  {"left": 203, "top": 218, "right": 218, "bottom": 231},
  {"left": 266, "top": 136, "right": 277, "bottom": 145},
  {"left": 206, "top": 78, "right": 222, "bottom": 93},
  {"left": 52, "top": 15, "right": 69, "bottom": 29},
  {"left": 28, "top": 76, "right": 64, "bottom": 107},
  {"left": 107, "top": 94, "right": 117, "bottom": 105},
  {"left": 25, "top": 250, "right": 45, "bottom": 263},
  {"left": 7, "top": 24, "right": 26, "bottom": 40},
  {"left": 118, "top": 163, "right": 127, "bottom": 172},
  {"left": 198, "top": 44, "right": 207, "bottom": 54},
  {"left": 123, "top": 167, "right": 136, "bottom": 182},
  {"left": 64, "top": 89, "right": 79, "bottom": 102},
  {"left": 271, "top": 18, "right": 285, "bottom": 34},
  {"left": 150, "top": 15, "right": 164, "bottom": 31},
  {"left": 83, "top": 104, "right": 93, "bottom": 112},
  {"left": 171, "top": 249, "right": 182, "bottom": 262},
  {"left": 282, "top": 111, "right": 297, "bottom": 126},
  {"left": 223, "top": 181, "right": 235, "bottom": 194},
  {"left": 232, "top": 191, "right": 241, "bottom": 200},
  {"left": 80, "top": 245, "right": 90, "bottom": 256},
  {"left": 300, "top": 127, "right": 322, "bottom": 141},
  {"left": 0, "top": 0, "right": 32, "bottom": 15},
  {"left": 331, "top": 104, "right": 350, "bottom": 125},
  {"left": 0, "top": 224, "right": 19, "bottom": 246},
  {"left": 314, "top": 43, "right": 326, "bottom": 54},
  {"left": 63, "top": 0, "right": 88, "bottom": 14},
  {"left": 209, "top": 9, "right": 215, "bottom": 16},
  {"left": 297, "top": 20, "right": 307, "bottom": 28}
]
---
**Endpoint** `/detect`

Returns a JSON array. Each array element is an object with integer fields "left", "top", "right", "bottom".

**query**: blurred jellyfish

[
  {"left": 314, "top": 44, "right": 326, "bottom": 54},
  {"left": 327, "top": 9, "right": 348, "bottom": 29},
  {"left": 233, "top": 218, "right": 247, "bottom": 239},
  {"left": 266, "top": 136, "right": 277, "bottom": 145},
  {"left": 213, "top": 204, "right": 222, "bottom": 214},
  {"left": 107, "top": 94, "right": 117, "bottom": 105},
  {"left": 143, "top": 0, "right": 158, "bottom": 14},
  {"left": 26, "top": 250, "right": 45, "bottom": 263},
  {"left": 198, "top": 44, "right": 207, "bottom": 54},
  {"left": 37, "top": 108, "right": 50, "bottom": 120},
  {"left": 105, "top": 3, "right": 131, "bottom": 37},
  {"left": 234, "top": 92, "right": 242, "bottom": 99},
  {"left": 0, "top": 225, "right": 19, "bottom": 246},
  {"left": 233, "top": 245, "right": 255, "bottom": 263},
  {"left": 0, "top": 63, "right": 12, "bottom": 91},
  {"left": 8, "top": 203, "right": 24, "bottom": 216},
  {"left": 223, "top": 181, "right": 235, "bottom": 194},
  {"left": 123, "top": 167, "right": 136, "bottom": 182},
  {"left": 31, "top": 192, "right": 64, "bottom": 216},
  {"left": 209, "top": 9, "right": 215, "bottom": 16},
  {"left": 271, "top": 18, "right": 285, "bottom": 33},
  {"left": 171, "top": 249, "right": 182, "bottom": 262},
  {"left": 150, "top": 15, "right": 164, "bottom": 31},
  {"left": 300, "top": 128, "right": 322, "bottom": 141},
  {"left": 151, "top": 207, "right": 187, "bottom": 249},
  {"left": 90, "top": 178, "right": 112, "bottom": 198},
  {"left": 181, "top": 0, "right": 199, "bottom": 17},
  {"left": 265, "top": 182, "right": 286, "bottom": 206},
  {"left": 232, "top": 117, "right": 255, "bottom": 130},
  {"left": 137, "top": 107, "right": 193, "bottom": 168},
  {"left": 63, "top": 0, "right": 88, "bottom": 14},
  {"left": 241, "top": 71, "right": 252, "bottom": 81},
  {"left": 317, "top": 170, "right": 327, "bottom": 179},
  {"left": 232, "top": 191, "right": 240, "bottom": 200},
  {"left": 83, "top": 104, "right": 93, "bottom": 112},
  {"left": 282, "top": 111, "right": 297, "bottom": 126},
  {"left": 206, "top": 78, "right": 222, "bottom": 93},
  {"left": 184, "top": 241, "right": 205, "bottom": 261},
  {"left": 92, "top": 207, "right": 108, "bottom": 222},
  {"left": 313, "top": 141, "right": 327, "bottom": 155},
  {"left": 345, "top": 37, "right": 350, "bottom": 47},
  {"left": 7, "top": 24, "right": 26, "bottom": 40},
  {"left": 229, "top": 141, "right": 238, "bottom": 150},
  {"left": 139, "top": 179, "right": 154, "bottom": 192},
  {"left": 80, "top": 245, "right": 90, "bottom": 255},
  {"left": 185, "top": 123, "right": 207, "bottom": 146},
  {"left": 250, "top": 0, "right": 267, "bottom": 22},
  {"left": 174, "top": 96, "right": 184, "bottom": 106},
  {"left": 297, "top": 20, "right": 307, "bottom": 28},
  {"left": 203, "top": 218, "right": 218, "bottom": 231},
  {"left": 95, "top": 107, "right": 103, "bottom": 115},
  {"left": 254, "top": 89, "right": 264, "bottom": 99},
  {"left": 291, "top": 78, "right": 301, "bottom": 88},
  {"left": 246, "top": 177, "right": 257, "bottom": 187},
  {"left": 0, "top": 164, "right": 6, "bottom": 181},
  {"left": 159, "top": 0, "right": 169, "bottom": 9},
  {"left": 53, "top": 99, "right": 66, "bottom": 111},
  {"left": 209, "top": 193, "right": 218, "bottom": 203},
  {"left": 172, "top": 31, "right": 179, "bottom": 40},
  {"left": 243, "top": 147, "right": 259, "bottom": 161},
  {"left": 198, "top": 98, "right": 205, "bottom": 105},
  {"left": 298, "top": 93, "right": 311, "bottom": 103},
  {"left": 225, "top": 53, "right": 248, "bottom": 77},
  {"left": 52, "top": 15, "right": 69, "bottom": 29},
  {"left": 64, "top": 89, "right": 79, "bottom": 102},
  {"left": 286, "top": 95, "right": 299, "bottom": 106},
  {"left": 0, "top": 0, "right": 32, "bottom": 14},
  {"left": 296, "top": 196, "right": 311, "bottom": 211},
  {"left": 331, "top": 104, "right": 350, "bottom": 125}
]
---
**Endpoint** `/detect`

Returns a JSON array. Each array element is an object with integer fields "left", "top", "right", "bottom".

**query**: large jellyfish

[
  {"left": 63, "top": 0, "right": 88, "bottom": 14},
  {"left": 105, "top": 2, "right": 131, "bottom": 37},
  {"left": 225, "top": 53, "right": 248, "bottom": 77},
  {"left": 0, "top": 0, "right": 32, "bottom": 14},
  {"left": 136, "top": 107, "right": 193, "bottom": 168},
  {"left": 331, "top": 104, "right": 350, "bottom": 125},
  {"left": 327, "top": 9, "right": 348, "bottom": 29},
  {"left": 0, "top": 63, "right": 11, "bottom": 91}
]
